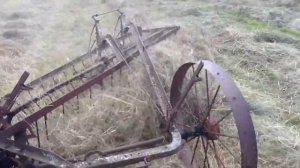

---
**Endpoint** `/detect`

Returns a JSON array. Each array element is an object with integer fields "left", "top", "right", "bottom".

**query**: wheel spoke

[
  {"left": 205, "top": 70, "right": 210, "bottom": 118},
  {"left": 201, "top": 85, "right": 220, "bottom": 127},
  {"left": 191, "top": 136, "right": 200, "bottom": 165},
  {"left": 210, "top": 141, "right": 225, "bottom": 168},
  {"left": 205, "top": 131, "right": 238, "bottom": 139},
  {"left": 184, "top": 99, "right": 200, "bottom": 122},
  {"left": 201, "top": 137, "right": 210, "bottom": 168},
  {"left": 214, "top": 110, "right": 232, "bottom": 126},
  {"left": 206, "top": 139, "right": 211, "bottom": 168},
  {"left": 218, "top": 139, "right": 239, "bottom": 161}
]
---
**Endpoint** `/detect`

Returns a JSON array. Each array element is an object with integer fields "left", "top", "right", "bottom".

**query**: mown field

[{"left": 0, "top": 0, "right": 300, "bottom": 167}]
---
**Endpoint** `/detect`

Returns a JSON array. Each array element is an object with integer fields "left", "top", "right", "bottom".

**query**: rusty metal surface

[{"left": 169, "top": 60, "right": 257, "bottom": 168}]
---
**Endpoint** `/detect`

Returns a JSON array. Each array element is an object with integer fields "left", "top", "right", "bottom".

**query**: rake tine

[
  {"left": 89, "top": 87, "right": 92, "bottom": 99},
  {"left": 27, "top": 90, "right": 33, "bottom": 99},
  {"left": 35, "top": 121, "right": 41, "bottom": 148},
  {"left": 33, "top": 100, "right": 41, "bottom": 109},
  {"left": 63, "top": 71, "right": 68, "bottom": 78},
  {"left": 58, "top": 88, "right": 65, "bottom": 95},
  {"left": 44, "top": 115, "right": 49, "bottom": 140},
  {"left": 62, "top": 104, "right": 65, "bottom": 115},
  {"left": 40, "top": 80, "right": 46, "bottom": 90},
  {"left": 81, "top": 60, "right": 87, "bottom": 68},
  {"left": 111, "top": 73, "right": 113, "bottom": 87},
  {"left": 22, "top": 109, "right": 28, "bottom": 115},
  {"left": 70, "top": 82, "right": 76, "bottom": 89},
  {"left": 77, "top": 95, "right": 79, "bottom": 111},
  {"left": 52, "top": 77, "right": 57, "bottom": 85},
  {"left": 72, "top": 65, "right": 78, "bottom": 75},
  {"left": 47, "top": 94, "right": 54, "bottom": 102}
]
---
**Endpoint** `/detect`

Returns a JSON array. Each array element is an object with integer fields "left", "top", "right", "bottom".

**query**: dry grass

[{"left": 1, "top": 0, "right": 300, "bottom": 168}]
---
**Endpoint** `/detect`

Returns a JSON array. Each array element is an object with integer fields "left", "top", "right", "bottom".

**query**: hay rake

[{"left": 0, "top": 11, "right": 257, "bottom": 168}]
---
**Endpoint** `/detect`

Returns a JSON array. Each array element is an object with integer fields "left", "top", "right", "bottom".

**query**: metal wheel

[{"left": 169, "top": 60, "right": 257, "bottom": 168}]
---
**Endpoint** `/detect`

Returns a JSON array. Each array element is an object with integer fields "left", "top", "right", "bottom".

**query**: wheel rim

[{"left": 170, "top": 60, "right": 257, "bottom": 168}]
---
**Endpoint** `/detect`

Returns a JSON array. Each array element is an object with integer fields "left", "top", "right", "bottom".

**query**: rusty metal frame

[
  {"left": 3, "top": 26, "right": 179, "bottom": 119},
  {"left": 0, "top": 21, "right": 183, "bottom": 168}
]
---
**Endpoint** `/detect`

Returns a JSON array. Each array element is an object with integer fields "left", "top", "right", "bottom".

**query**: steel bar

[
  {"left": 129, "top": 22, "right": 172, "bottom": 120},
  {"left": 0, "top": 137, "right": 71, "bottom": 167},
  {"left": 77, "top": 136, "right": 165, "bottom": 161},
  {"left": 73, "top": 131, "right": 182, "bottom": 168}
]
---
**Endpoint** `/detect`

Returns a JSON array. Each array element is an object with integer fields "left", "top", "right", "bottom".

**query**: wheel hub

[
  {"left": 180, "top": 118, "right": 220, "bottom": 141},
  {"left": 202, "top": 118, "right": 220, "bottom": 140}
]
